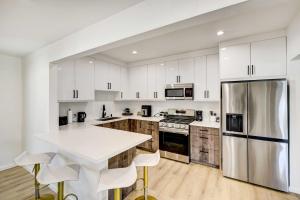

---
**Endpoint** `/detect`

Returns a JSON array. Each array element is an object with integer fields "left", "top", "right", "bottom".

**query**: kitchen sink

[{"left": 97, "top": 117, "right": 121, "bottom": 121}]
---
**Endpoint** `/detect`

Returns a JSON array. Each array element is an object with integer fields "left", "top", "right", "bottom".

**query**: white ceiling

[
  {"left": 100, "top": 0, "right": 300, "bottom": 63},
  {"left": 0, "top": 0, "right": 144, "bottom": 56}
]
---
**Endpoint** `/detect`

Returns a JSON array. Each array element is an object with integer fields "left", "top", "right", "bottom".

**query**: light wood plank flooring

[
  {"left": 0, "top": 158, "right": 299, "bottom": 200},
  {"left": 0, "top": 166, "right": 54, "bottom": 200}
]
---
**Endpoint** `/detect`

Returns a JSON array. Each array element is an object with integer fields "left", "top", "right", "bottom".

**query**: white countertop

[
  {"left": 36, "top": 123, "right": 151, "bottom": 163},
  {"left": 86, "top": 115, "right": 164, "bottom": 126},
  {"left": 190, "top": 121, "right": 220, "bottom": 129}
]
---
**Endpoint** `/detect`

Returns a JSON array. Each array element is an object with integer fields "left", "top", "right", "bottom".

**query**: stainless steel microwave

[{"left": 165, "top": 83, "right": 194, "bottom": 100}]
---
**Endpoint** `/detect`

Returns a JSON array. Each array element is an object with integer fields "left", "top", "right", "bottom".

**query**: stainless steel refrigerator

[{"left": 221, "top": 80, "right": 289, "bottom": 192}]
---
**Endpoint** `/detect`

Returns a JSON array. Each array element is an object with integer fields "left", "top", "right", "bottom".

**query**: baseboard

[
  {"left": 0, "top": 163, "right": 16, "bottom": 171},
  {"left": 289, "top": 186, "right": 300, "bottom": 195}
]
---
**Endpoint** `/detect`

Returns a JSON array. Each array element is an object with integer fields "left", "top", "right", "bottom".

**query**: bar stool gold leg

[
  {"left": 31, "top": 164, "right": 55, "bottom": 200},
  {"left": 57, "top": 181, "right": 64, "bottom": 200},
  {"left": 135, "top": 166, "right": 157, "bottom": 200},
  {"left": 114, "top": 188, "right": 121, "bottom": 200}
]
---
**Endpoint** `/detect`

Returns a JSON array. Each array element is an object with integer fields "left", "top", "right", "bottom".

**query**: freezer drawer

[
  {"left": 248, "top": 139, "right": 289, "bottom": 191},
  {"left": 222, "top": 135, "right": 248, "bottom": 181},
  {"left": 248, "top": 80, "right": 288, "bottom": 139}
]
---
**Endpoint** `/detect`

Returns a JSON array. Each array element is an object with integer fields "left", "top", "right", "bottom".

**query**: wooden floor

[
  {"left": 0, "top": 166, "right": 54, "bottom": 200},
  {"left": 0, "top": 158, "right": 299, "bottom": 200}
]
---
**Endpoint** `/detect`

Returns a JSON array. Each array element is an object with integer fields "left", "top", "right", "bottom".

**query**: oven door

[
  {"left": 159, "top": 131, "right": 189, "bottom": 156},
  {"left": 165, "top": 88, "right": 185, "bottom": 100}
]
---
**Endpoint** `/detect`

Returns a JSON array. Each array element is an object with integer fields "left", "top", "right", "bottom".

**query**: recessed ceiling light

[
  {"left": 160, "top": 63, "right": 164, "bottom": 66},
  {"left": 217, "top": 30, "right": 224, "bottom": 36},
  {"left": 221, "top": 47, "right": 226, "bottom": 51},
  {"left": 132, "top": 50, "right": 138, "bottom": 54},
  {"left": 89, "top": 60, "right": 93, "bottom": 64}
]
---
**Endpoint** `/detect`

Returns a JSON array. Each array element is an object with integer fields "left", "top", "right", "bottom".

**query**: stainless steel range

[{"left": 159, "top": 109, "right": 195, "bottom": 163}]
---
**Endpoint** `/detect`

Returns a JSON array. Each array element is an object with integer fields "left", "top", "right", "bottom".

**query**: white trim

[
  {"left": 0, "top": 163, "right": 16, "bottom": 171},
  {"left": 128, "top": 47, "right": 218, "bottom": 67},
  {"left": 219, "top": 29, "right": 286, "bottom": 48},
  {"left": 289, "top": 186, "right": 300, "bottom": 195}
]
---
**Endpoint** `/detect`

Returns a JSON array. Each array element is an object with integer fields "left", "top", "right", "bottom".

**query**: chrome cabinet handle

[
  {"left": 73, "top": 90, "right": 75, "bottom": 98},
  {"left": 247, "top": 65, "right": 250, "bottom": 75},
  {"left": 179, "top": 76, "right": 181, "bottom": 83},
  {"left": 76, "top": 90, "right": 78, "bottom": 98},
  {"left": 251, "top": 65, "right": 254, "bottom": 75},
  {"left": 121, "top": 92, "right": 123, "bottom": 99}
]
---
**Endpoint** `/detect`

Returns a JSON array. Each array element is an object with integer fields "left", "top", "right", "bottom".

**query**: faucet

[{"left": 101, "top": 104, "right": 106, "bottom": 119}]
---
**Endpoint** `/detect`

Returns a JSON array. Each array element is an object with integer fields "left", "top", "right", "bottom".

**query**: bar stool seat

[
  {"left": 37, "top": 164, "right": 80, "bottom": 200},
  {"left": 15, "top": 151, "right": 56, "bottom": 166},
  {"left": 37, "top": 164, "right": 80, "bottom": 185},
  {"left": 14, "top": 151, "right": 56, "bottom": 200},
  {"left": 133, "top": 150, "right": 160, "bottom": 167},
  {"left": 97, "top": 162, "right": 137, "bottom": 200},
  {"left": 133, "top": 150, "right": 160, "bottom": 200}
]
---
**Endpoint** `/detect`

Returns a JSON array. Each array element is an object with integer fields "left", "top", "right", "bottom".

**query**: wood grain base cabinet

[
  {"left": 108, "top": 147, "right": 136, "bottom": 200},
  {"left": 190, "top": 125, "right": 220, "bottom": 168}
]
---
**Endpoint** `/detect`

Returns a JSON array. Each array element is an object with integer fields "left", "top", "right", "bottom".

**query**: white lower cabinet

[
  {"left": 147, "top": 63, "right": 166, "bottom": 100},
  {"left": 194, "top": 54, "right": 220, "bottom": 101},
  {"left": 57, "top": 58, "right": 95, "bottom": 102},
  {"left": 128, "top": 65, "right": 148, "bottom": 99}
]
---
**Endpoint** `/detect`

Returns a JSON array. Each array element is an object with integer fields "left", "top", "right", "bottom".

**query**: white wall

[
  {"left": 0, "top": 54, "right": 22, "bottom": 170},
  {"left": 287, "top": 11, "right": 300, "bottom": 194}
]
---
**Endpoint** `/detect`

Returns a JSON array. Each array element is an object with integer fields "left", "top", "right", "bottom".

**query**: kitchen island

[{"left": 36, "top": 123, "right": 151, "bottom": 200}]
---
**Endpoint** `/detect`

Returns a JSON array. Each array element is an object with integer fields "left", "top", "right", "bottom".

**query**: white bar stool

[
  {"left": 14, "top": 151, "right": 56, "bottom": 200},
  {"left": 97, "top": 162, "right": 137, "bottom": 200},
  {"left": 133, "top": 150, "right": 160, "bottom": 200},
  {"left": 37, "top": 164, "right": 80, "bottom": 200}
]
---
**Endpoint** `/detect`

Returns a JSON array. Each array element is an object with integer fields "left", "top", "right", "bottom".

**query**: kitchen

[{"left": 1, "top": 0, "right": 300, "bottom": 200}]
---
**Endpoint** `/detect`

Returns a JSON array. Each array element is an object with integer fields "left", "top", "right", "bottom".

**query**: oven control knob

[
  {"left": 185, "top": 125, "right": 189, "bottom": 130},
  {"left": 174, "top": 124, "right": 180, "bottom": 128},
  {"left": 180, "top": 124, "right": 186, "bottom": 129}
]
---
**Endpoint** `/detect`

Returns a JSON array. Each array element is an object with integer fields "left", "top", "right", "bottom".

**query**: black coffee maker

[
  {"left": 77, "top": 112, "right": 87, "bottom": 122},
  {"left": 195, "top": 110, "right": 203, "bottom": 121}
]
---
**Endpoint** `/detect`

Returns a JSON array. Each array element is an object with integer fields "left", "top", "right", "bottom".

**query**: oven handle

[{"left": 159, "top": 129, "right": 189, "bottom": 136}]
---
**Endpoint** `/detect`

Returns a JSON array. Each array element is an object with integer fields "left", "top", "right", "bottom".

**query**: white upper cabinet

[
  {"left": 220, "top": 37, "right": 286, "bottom": 80},
  {"left": 251, "top": 37, "right": 286, "bottom": 78},
  {"left": 57, "top": 60, "right": 76, "bottom": 101},
  {"left": 178, "top": 58, "right": 194, "bottom": 83},
  {"left": 95, "top": 60, "right": 109, "bottom": 90},
  {"left": 220, "top": 43, "right": 250, "bottom": 80},
  {"left": 194, "top": 54, "right": 220, "bottom": 101},
  {"left": 165, "top": 59, "right": 194, "bottom": 84},
  {"left": 57, "top": 58, "right": 95, "bottom": 102},
  {"left": 117, "top": 67, "right": 128, "bottom": 100},
  {"left": 147, "top": 63, "right": 166, "bottom": 100},
  {"left": 165, "top": 60, "right": 178, "bottom": 84},
  {"left": 128, "top": 65, "right": 148, "bottom": 99},
  {"left": 95, "top": 60, "right": 121, "bottom": 91},
  {"left": 74, "top": 58, "right": 95, "bottom": 101},
  {"left": 206, "top": 54, "right": 220, "bottom": 101},
  {"left": 194, "top": 56, "right": 207, "bottom": 101}
]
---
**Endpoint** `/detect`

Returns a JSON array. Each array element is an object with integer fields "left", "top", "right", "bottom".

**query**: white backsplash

[{"left": 59, "top": 92, "right": 220, "bottom": 122}]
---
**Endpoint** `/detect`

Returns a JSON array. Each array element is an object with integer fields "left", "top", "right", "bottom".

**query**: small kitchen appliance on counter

[
  {"left": 122, "top": 108, "right": 133, "bottom": 116},
  {"left": 195, "top": 110, "right": 203, "bottom": 121},
  {"left": 141, "top": 105, "right": 152, "bottom": 117},
  {"left": 59, "top": 116, "right": 68, "bottom": 126},
  {"left": 77, "top": 112, "right": 87, "bottom": 122}
]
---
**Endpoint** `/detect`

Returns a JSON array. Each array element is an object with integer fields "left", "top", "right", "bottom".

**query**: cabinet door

[
  {"left": 220, "top": 43, "right": 250, "bottom": 80},
  {"left": 128, "top": 66, "right": 147, "bottom": 99},
  {"left": 57, "top": 60, "right": 75, "bottom": 101},
  {"left": 156, "top": 63, "right": 166, "bottom": 100},
  {"left": 251, "top": 37, "right": 286, "bottom": 78},
  {"left": 165, "top": 60, "right": 178, "bottom": 84},
  {"left": 74, "top": 58, "right": 95, "bottom": 101},
  {"left": 206, "top": 54, "right": 220, "bottom": 101},
  {"left": 147, "top": 64, "right": 157, "bottom": 99},
  {"left": 147, "top": 63, "right": 166, "bottom": 100},
  {"left": 194, "top": 56, "right": 207, "bottom": 101},
  {"left": 108, "top": 63, "right": 121, "bottom": 91},
  {"left": 119, "top": 67, "right": 128, "bottom": 100},
  {"left": 178, "top": 58, "right": 194, "bottom": 83},
  {"left": 95, "top": 60, "right": 109, "bottom": 90}
]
